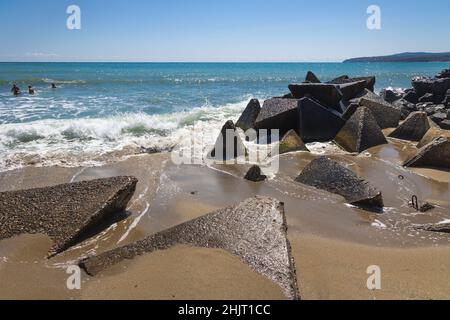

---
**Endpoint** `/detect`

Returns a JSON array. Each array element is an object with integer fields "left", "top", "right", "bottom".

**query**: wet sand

[
  {"left": 1, "top": 139, "right": 450, "bottom": 300},
  {"left": 294, "top": 234, "right": 450, "bottom": 300},
  {"left": 82, "top": 245, "right": 286, "bottom": 300}
]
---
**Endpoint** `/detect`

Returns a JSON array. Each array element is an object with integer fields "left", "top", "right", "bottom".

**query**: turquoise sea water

[{"left": 0, "top": 62, "right": 449, "bottom": 170}]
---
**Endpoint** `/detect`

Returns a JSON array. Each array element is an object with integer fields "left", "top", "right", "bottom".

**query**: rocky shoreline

[{"left": 1, "top": 69, "right": 450, "bottom": 300}]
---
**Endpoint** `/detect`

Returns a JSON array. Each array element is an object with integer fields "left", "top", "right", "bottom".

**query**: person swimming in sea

[
  {"left": 51, "top": 83, "right": 57, "bottom": 89},
  {"left": 11, "top": 84, "right": 21, "bottom": 96},
  {"left": 28, "top": 86, "right": 35, "bottom": 95}
]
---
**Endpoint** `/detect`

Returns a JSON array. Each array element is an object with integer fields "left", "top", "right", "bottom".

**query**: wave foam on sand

[{"left": 0, "top": 99, "right": 251, "bottom": 171}]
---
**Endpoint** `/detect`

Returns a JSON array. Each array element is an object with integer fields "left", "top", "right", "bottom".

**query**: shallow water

[
  {"left": 1, "top": 62, "right": 450, "bottom": 171},
  {"left": 1, "top": 137, "right": 450, "bottom": 299}
]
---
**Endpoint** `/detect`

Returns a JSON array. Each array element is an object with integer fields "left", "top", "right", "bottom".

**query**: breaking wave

[{"left": 0, "top": 99, "right": 249, "bottom": 171}]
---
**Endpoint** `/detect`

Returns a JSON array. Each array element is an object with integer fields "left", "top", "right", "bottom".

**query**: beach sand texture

[{"left": 1, "top": 136, "right": 450, "bottom": 299}]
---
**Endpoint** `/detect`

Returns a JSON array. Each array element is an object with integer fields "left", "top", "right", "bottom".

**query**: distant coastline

[{"left": 344, "top": 52, "right": 450, "bottom": 63}]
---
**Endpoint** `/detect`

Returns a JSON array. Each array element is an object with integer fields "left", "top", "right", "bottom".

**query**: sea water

[{"left": 0, "top": 62, "right": 449, "bottom": 171}]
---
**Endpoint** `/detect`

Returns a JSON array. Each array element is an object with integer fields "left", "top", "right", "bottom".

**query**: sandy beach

[{"left": 1, "top": 134, "right": 450, "bottom": 300}]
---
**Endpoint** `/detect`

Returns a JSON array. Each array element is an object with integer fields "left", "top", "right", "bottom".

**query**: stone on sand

[
  {"left": 254, "top": 98, "right": 299, "bottom": 136},
  {"left": 80, "top": 196, "right": 300, "bottom": 300},
  {"left": 279, "top": 130, "right": 309, "bottom": 154},
  {"left": 404, "top": 137, "right": 450, "bottom": 169},
  {"left": 288, "top": 83, "right": 343, "bottom": 110},
  {"left": 297, "top": 98, "right": 345, "bottom": 143},
  {"left": 210, "top": 120, "right": 248, "bottom": 160},
  {"left": 0, "top": 177, "right": 138, "bottom": 256},
  {"left": 334, "top": 107, "right": 387, "bottom": 153},
  {"left": 244, "top": 165, "right": 267, "bottom": 182},
  {"left": 295, "top": 157, "right": 384, "bottom": 209},
  {"left": 415, "top": 223, "right": 450, "bottom": 234},
  {"left": 236, "top": 99, "right": 261, "bottom": 131},
  {"left": 389, "top": 112, "right": 431, "bottom": 141}
]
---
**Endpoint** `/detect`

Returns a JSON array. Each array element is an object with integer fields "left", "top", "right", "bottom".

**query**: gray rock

[
  {"left": 403, "top": 90, "right": 419, "bottom": 104},
  {"left": 359, "top": 96, "right": 402, "bottom": 129},
  {"left": 412, "top": 77, "right": 434, "bottom": 97},
  {"left": 430, "top": 112, "right": 447, "bottom": 124},
  {"left": 297, "top": 98, "right": 345, "bottom": 143},
  {"left": 305, "top": 71, "right": 321, "bottom": 83},
  {"left": 279, "top": 129, "right": 309, "bottom": 154},
  {"left": 281, "top": 93, "right": 294, "bottom": 99},
  {"left": 328, "top": 75, "right": 349, "bottom": 84},
  {"left": 255, "top": 98, "right": 300, "bottom": 137},
  {"left": 418, "top": 93, "right": 436, "bottom": 103},
  {"left": 244, "top": 165, "right": 267, "bottom": 182},
  {"left": 412, "top": 77, "right": 450, "bottom": 103},
  {"left": 380, "top": 89, "right": 403, "bottom": 103},
  {"left": 295, "top": 157, "right": 384, "bottom": 209},
  {"left": 80, "top": 196, "right": 300, "bottom": 300},
  {"left": 404, "top": 137, "right": 450, "bottom": 169},
  {"left": 334, "top": 107, "right": 387, "bottom": 153},
  {"left": 439, "top": 120, "right": 450, "bottom": 130},
  {"left": 415, "top": 223, "right": 450, "bottom": 234},
  {"left": 389, "top": 112, "right": 431, "bottom": 141},
  {"left": 393, "top": 99, "right": 417, "bottom": 119},
  {"left": 329, "top": 76, "right": 376, "bottom": 92},
  {"left": 337, "top": 80, "right": 367, "bottom": 101},
  {"left": 236, "top": 99, "right": 261, "bottom": 131},
  {"left": 210, "top": 121, "right": 247, "bottom": 160},
  {"left": 0, "top": 177, "right": 138, "bottom": 256},
  {"left": 419, "top": 203, "right": 436, "bottom": 213},
  {"left": 348, "top": 89, "right": 379, "bottom": 104},
  {"left": 288, "top": 83, "right": 343, "bottom": 110},
  {"left": 443, "top": 95, "right": 450, "bottom": 106},
  {"left": 341, "top": 103, "right": 360, "bottom": 120},
  {"left": 436, "top": 69, "right": 450, "bottom": 79}
]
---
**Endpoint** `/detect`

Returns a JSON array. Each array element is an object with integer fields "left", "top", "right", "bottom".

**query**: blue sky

[{"left": 1, "top": 0, "right": 449, "bottom": 62}]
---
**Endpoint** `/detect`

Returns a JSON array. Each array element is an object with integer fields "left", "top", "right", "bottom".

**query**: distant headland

[{"left": 344, "top": 52, "right": 450, "bottom": 63}]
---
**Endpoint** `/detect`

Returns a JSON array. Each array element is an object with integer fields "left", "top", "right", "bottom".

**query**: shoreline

[
  {"left": 1, "top": 142, "right": 450, "bottom": 299},
  {"left": 2, "top": 67, "right": 450, "bottom": 300}
]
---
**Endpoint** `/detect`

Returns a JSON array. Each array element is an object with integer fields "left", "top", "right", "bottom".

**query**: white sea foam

[{"left": 0, "top": 98, "right": 250, "bottom": 171}]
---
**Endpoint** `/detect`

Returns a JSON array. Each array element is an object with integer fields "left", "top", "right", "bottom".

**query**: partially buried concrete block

[
  {"left": 359, "top": 96, "right": 402, "bottom": 129},
  {"left": 244, "top": 165, "right": 267, "bottom": 182},
  {"left": 389, "top": 112, "right": 431, "bottom": 141},
  {"left": 404, "top": 137, "right": 450, "bottom": 169},
  {"left": 80, "top": 196, "right": 300, "bottom": 300},
  {"left": 210, "top": 120, "right": 248, "bottom": 160},
  {"left": 0, "top": 177, "right": 138, "bottom": 256},
  {"left": 279, "top": 129, "right": 309, "bottom": 154},
  {"left": 334, "top": 107, "right": 387, "bottom": 153},
  {"left": 295, "top": 157, "right": 384, "bottom": 209},
  {"left": 236, "top": 99, "right": 261, "bottom": 131},
  {"left": 297, "top": 98, "right": 345, "bottom": 143}
]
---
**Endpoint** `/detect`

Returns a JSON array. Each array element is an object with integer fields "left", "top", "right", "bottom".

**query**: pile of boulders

[
  {"left": 383, "top": 68, "right": 450, "bottom": 130},
  {"left": 209, "top": 68, "right": 450, "bottom": 209},
  {"left": 218, "top": 70, "right": 400, "bottom": 156}
]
